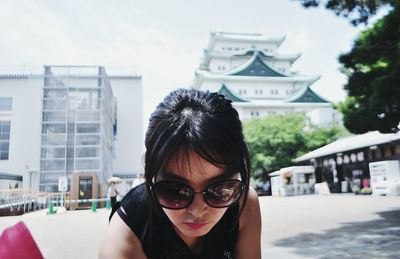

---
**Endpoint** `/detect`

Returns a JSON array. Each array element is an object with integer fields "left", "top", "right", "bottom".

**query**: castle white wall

[
  {"left": 200, "top": 78, "right": 300, "bottom": 100},
  {"left": 306, "top": 107, "right": 343, "bottom": 126}
]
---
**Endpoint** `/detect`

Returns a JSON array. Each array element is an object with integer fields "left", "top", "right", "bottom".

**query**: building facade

[
  {"left": 193, "top": 31, "right": 342, "bottom": 125},
  {"left": 0, "top": 66, "right": 143, "bottom": 198}
]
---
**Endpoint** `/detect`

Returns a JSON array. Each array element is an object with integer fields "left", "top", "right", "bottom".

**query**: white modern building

[
  {"left": 193, "top": 31, "right": 342, "bottom": 125},
  {"left": 0, "top": 66, "right": 143, "bottom": 197}
]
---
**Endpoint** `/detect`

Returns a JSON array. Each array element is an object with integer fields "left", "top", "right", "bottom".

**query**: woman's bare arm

[
  {"left": 99, "top": 212, "right": 148, "bottom": 259},
  {"left": 235, "top": 187, "right": 262, "bottom": 259}
]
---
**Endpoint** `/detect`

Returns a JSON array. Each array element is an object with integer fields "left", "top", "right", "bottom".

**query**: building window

[
  {"left": 0, "top": 121, "right": 11, "bottom": 160},
  {"left": 250, "top": 111, "right": 259, "bottom": 117},
  {"left": 217, "top": 65, "right": 226, "bottom": 71},
  {"left": 238, "top": 89, "right": 246, "bottom": 95},
  {"left": 0, "top": 97, "right": 12, "bottom": 112}
]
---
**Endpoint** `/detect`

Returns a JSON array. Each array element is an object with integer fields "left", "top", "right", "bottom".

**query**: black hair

[{"left": 143, "top": 88, "right": 251, "bottom": 238}]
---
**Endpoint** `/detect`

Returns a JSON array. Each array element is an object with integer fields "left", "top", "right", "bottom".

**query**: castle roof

[
  {"left": 210, "top": 31, "right": 286, "bottom": 44},
  {"left": 228, "top": 52, "right": 287, "bottom": 77},
  {"left": 199, "top": 47, "right": 301, "bottom": 69},
  {"left": 215, "top": 83, "right": 249, "bottom": 103},
  {"left": 286, "top": 85, "right": 329, "bottom": 103}
]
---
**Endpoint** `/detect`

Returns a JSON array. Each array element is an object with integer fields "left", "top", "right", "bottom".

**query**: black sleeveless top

[{"left": 116, "top": 183, "right": 239, "bottom": 259}]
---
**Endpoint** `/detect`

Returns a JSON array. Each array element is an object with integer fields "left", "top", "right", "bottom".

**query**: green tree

[
  {"left": 243, "top": 113, "right": 349, "bottom": 180},
  {"left": 296, "top": 0, "right": 399, "bottom": 133},
  {"left": 338, "top": 3, "right": 400, "bottom": 133},
  {"left": 297, "top": 0, "right": 393, "bottom": 25}
]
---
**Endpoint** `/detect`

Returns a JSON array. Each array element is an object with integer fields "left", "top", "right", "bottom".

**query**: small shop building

[{"left": 294, "top": 131, "right": 400, "bottom": 194}]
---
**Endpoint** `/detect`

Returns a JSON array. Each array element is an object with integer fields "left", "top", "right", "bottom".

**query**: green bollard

[
  {"left": 91, "top": 200, "right": 97, "bottom": 212},
  {"left": 106, "top": 198, "right": 111, "bottom": 209},
  {"left": 49, "top": 200, "right": 54, "bottom": 215}
]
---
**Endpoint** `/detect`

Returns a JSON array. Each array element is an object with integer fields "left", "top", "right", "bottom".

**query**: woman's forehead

[{"left": 166, "top": 150, "right": 225, "bottom": 179}]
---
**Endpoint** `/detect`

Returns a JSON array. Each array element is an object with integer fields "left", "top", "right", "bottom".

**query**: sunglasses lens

[
  {"left": 153, "top": 182, "right": 193, "bottom": 209},
  {"left": 205, "top": 180, "right": 243, "bottom": 208}
]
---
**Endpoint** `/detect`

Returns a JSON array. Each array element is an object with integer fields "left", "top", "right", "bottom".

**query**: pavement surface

[{"left": 0, "top": 194, "right": 399, "bottom": 259}]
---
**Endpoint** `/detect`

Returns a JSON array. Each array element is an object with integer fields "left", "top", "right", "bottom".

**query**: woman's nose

[{"left": 186, "top": 193, "right": 208, "bottom": 215}]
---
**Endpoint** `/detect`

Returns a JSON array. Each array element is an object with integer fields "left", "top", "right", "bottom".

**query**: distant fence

[
  {"left": 0, "top": 189, "right": 111, "bottom": 216},
  {"left": 0, "top": 189, "right": 69, "bottom": 213}
]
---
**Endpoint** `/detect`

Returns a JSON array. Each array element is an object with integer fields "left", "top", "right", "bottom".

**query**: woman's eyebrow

[{"left": 208, "top": 171, "right": 238, "bottom": 182}]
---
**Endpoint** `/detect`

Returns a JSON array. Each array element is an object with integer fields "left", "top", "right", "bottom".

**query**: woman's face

[{"left": 158, "top": 150, "right": 236, "bottom": 245}]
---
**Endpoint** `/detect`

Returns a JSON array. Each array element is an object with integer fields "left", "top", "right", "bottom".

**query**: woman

[{"left": 100, "top": 89, "right": 261, "bottom": 258}]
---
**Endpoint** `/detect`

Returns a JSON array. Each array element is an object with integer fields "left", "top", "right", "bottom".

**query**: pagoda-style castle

[{"left": 193, "top": 31, "right": 342, "bottom": 125}]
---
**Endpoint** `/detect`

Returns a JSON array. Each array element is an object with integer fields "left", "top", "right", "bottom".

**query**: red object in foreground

[{"left": 0, "top": 221, "right": 44, "bottom": 259}]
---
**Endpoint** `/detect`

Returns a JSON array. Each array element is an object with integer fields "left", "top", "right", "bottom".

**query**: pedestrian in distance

[
  {"left": 100, "top": 88, "right": 262, "bottom": 259},
  {"left": 108, "top": 181, "right": 120, "bottom": 209}
]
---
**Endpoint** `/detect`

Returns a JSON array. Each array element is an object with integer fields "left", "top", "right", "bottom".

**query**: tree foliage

[
  {"left": 243, "top": 113, "right": 349, "bottom": 180},
  {"left": 297, "top": 0, "right": 393, "bottom": 25},
  {"left": 297, "top": 0, "right": 399, "bottom": 133},
  {"left": 338, "top": 2, "right": 400, "bottom": 133}
]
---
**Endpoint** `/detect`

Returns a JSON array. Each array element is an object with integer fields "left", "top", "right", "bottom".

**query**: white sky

[{"left": 0, "top": 0, "right": 372, "bottom": 129}]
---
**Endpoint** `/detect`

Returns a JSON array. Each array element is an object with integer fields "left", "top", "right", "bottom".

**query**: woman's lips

[{"left": 184, "top": 222, "right": 207, "bottom": 230}]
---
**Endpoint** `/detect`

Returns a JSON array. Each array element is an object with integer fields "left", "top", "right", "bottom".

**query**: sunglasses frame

[{"left": 151, "top": 179, "right": 244, "bottom": 210}]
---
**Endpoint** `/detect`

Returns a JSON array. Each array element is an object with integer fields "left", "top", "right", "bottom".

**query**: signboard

[
  {"left": 58, "top": 176, "right": 68, "bottom": 192},
  {"left": 369, "top": 160, "right": 400, "bottom": 195}
]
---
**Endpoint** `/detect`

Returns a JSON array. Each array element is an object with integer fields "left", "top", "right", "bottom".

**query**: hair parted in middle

[{"left": 144, "top": 88, "right": 251, "bottom": 213}]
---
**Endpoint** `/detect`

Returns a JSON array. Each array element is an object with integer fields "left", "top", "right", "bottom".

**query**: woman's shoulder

[
  {"left": 115, "top": 183, "right": 149, "bottom": 238},
  {"left": 240, "top": 187, "right": 261, "bottom": 228},
  {"left": 120, "top": 183, "right": 147, "bottom": 211},
  {"left": 236, "top": 187, "right": 262, "bottom": 259}
]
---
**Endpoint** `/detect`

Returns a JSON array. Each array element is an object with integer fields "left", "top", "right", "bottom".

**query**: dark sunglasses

[{"left": 151, "top": 179, "right": 244, "bottom": 210}]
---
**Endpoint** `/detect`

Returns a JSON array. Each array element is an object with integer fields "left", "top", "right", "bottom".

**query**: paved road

[
  {"left": 1, "top": 194, "right": 399, "bottom": 258},
  {"left": 260, "top": 194, "right": 400, "bottom": 259}
]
